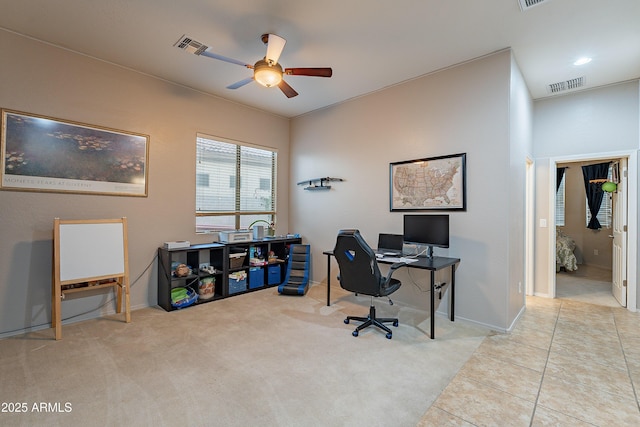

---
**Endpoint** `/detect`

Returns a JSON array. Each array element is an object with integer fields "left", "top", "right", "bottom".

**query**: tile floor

[
  {"left": 556, "top": 264, "right": 619, "bottom": 308},
  {"left": 418, "top": 296, "right": 640, "bottom": 426}
]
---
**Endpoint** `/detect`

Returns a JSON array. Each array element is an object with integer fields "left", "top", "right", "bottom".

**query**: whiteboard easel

[{"left": 52, "top": 218, "right": 131, "bottom": 340}]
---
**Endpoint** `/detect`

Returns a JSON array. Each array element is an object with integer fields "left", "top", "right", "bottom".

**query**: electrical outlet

[
  {"left": 518, "top": 282, "right": 522, "bottom": 293},
  {"left": 594, "top": 249, "right": 599, "bottom": 256}
]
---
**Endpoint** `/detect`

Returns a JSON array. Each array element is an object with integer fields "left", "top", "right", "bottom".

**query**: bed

[{"left": 556, "top": 228, "right": 578, "bottom": 272}]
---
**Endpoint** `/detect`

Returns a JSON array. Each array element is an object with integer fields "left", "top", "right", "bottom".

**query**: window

[
  {"left": 586, "top": 165, "right": 612, "bottom": 228},
  {"left": 556, "top": 164, "right": 613, "bottom": 229},
  {"left": 196, "top": 173, "right": 209, "bottom": 187},
  {"left": 555, "top": 173, "right": 566, "bottom": 227},
  {"left": 196, "top": 134, "right": 276, "bottom": 233}
]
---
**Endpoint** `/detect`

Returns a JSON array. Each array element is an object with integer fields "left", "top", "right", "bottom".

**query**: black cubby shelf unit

[
  {"left": 158, "top": 236, "right": 302, "bottom": 312},
  {"left": 158, "top": 243, "right": 226, "bottom": 312}
]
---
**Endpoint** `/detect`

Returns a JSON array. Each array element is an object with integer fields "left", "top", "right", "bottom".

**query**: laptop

[{"left": 376, "top": 233, "right": 403, "bottom": 256}]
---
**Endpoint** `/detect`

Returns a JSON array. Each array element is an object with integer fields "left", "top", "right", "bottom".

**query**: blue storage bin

[
  {"left": 249, "top": 267, "right": 264, "bottom": 289},
  {"left": 228, "top": 271, "right": 247, "bottom": 294},
  {"left": 267, "top": 265, "right": 281, "bottom": 285}
]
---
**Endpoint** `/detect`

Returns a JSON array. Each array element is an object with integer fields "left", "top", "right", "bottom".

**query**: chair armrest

[
  {"left": 383, "top": 262, "right": 406, "bottom": 283},
  {"left": 390, "top": 262, "right": 406, "bottom": 271}
]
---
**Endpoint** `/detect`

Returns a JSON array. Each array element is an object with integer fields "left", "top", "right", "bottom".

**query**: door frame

[
  {"left": 526, "top": 157, "right": 535, "bottom": 296},
  {"left": 547, "top": 150, "right": 637, "bottom": 311}
]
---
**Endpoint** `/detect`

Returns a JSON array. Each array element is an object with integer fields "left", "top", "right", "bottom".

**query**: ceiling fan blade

[
  {"left": 265, "top": 34, "right": 286, "bottom": 65},
  {"left": 226, "top": 77, "right": 254, "bottom": 90},
  {"left": 201, "top": 50, "right": 252, "bottom": 68},
  {"left": 284, "top": 67, "right": 333, "bottom": 77},
  {"left": 278, "top": 80, "right": 298, "bottom": 98}
]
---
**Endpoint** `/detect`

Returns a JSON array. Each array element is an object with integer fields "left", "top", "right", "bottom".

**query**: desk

[{"left": 323, "top": 250, "right": 459, "bottom": 339}]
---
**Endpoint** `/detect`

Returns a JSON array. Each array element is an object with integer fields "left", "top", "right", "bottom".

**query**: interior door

[{"left": 612, "top": 159, "right": 627, "bottom": 306}]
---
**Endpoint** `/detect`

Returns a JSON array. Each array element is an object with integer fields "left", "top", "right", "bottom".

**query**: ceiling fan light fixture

[{"left": 254, "top": 59, "right": 283, "bottom": 87}]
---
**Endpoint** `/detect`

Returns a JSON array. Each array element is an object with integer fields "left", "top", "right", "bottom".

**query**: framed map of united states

[{"left": 390, "top": 153, "right": 466, "bottom": 211}]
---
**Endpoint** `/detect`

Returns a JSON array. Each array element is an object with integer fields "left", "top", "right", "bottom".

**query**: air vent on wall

[
  {"left": 518, "top": 0, "right": 549, "bottom": 11},
  {"left": 174, "top": 35, "right": 208, "bottom": 56},
  {"left": 548, "top": 76, "right": 585, "bottom": 94}
]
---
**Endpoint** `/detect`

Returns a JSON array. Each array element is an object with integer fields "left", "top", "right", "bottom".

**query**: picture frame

[
  {"left": 390, "top": 152, "right": 466, "bottom": 211},
  {"left": 1, "top": 109, "right": 149, "bottom": 197}
]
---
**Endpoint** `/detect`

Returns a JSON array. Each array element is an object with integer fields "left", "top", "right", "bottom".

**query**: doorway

[{"left": 549, "top": 152, "right": 637, "bottom": 311}]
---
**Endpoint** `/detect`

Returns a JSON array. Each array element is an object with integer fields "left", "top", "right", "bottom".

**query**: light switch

[{"left": 540, "top": 219, "right": 547, "bottom": 228}]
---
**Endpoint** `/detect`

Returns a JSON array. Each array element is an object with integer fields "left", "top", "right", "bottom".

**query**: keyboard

[{"left": 379, "top": 256, "right": 419, "bottom": 264}]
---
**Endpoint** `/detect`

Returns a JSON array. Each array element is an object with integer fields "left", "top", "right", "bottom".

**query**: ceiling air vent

[
  {"left": 548, "top": 76, "right": 585, "bottom": 94},
  {"left": 174, "top": 35, "right": 208, "bottom": 56},
  {"left": 518, "top": 0, "right": 549, "bottom": 11}
]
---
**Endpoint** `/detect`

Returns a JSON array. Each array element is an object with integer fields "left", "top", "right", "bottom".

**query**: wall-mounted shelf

[{"left": 297, "top": 177, "right": 343, "bottom": 191}]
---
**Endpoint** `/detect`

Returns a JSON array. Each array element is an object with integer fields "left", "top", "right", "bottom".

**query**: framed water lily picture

[{"left": 1, "top": 109, "right": 149, "bottom": 196}]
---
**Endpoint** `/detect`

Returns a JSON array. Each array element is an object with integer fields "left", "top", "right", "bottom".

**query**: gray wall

[
  {"left": 290, "top": 50, "right": 531, "bottom": 331},
  {"left": 0, "top": 30, "right": 290, "bottom": 337}
]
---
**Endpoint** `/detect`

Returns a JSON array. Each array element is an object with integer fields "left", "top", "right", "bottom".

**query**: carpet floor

[{"left": 0, "top": 282, "right": 488, "bottom": 427}]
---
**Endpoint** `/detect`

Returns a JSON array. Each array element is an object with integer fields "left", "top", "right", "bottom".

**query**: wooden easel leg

[
  {"left": 124, "top": 280, "right": 131, "bottom": 323},
  {"left": 53, "top": 284, "right": 62, "bottom": 341},
  {"left": 115, "top": 281, "right": 123, "bottom": 314},
  {"left": 115, "top": 278, "right": 131, "bottom": 323}
]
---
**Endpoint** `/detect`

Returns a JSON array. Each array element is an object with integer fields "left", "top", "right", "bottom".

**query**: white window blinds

[
  {"left": 555, "top": 173, "right": 565, "bottom": 226},
  {"left": 196, "top": 135, "right": 276, "bottom": 232}
]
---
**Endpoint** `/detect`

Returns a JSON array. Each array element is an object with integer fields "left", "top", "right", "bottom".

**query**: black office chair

[{"left": 333, "top": 229, "right": 404, "bottom": 339}]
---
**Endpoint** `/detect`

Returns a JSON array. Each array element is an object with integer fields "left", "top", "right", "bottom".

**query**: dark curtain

[
  {"left": 581, "top": 162, "right": 611, "bottom": 229},
  {"left": 556, "top": 167, "right": 567, "bottom": 192}
]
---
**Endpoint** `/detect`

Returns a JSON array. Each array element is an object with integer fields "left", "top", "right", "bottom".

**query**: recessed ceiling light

[{"left": 574, "top": 57, "right": 592, "bottom": 66}]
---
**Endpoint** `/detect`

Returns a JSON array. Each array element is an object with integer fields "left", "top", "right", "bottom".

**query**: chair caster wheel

[
  {"left": 352, "top": 330, "right": 359, "bottom": 337},
  {"left": 386, "top": 332, "right": 392, "bottom": 339},
  {"left": 344, "top": 318, "right": 349, "bottom": 324},
  {"left": 393, "top": 320, "right": 399, "bottom": 327}
]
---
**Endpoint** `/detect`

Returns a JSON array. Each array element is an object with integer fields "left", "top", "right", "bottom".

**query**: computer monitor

[{"left": 403, "top": 214, "right": 449, "bottom": 259}]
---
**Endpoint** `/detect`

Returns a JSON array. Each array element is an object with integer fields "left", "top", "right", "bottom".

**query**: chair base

[
  {"left": 345, "top": 305, "right": 398, "bottom": 339},
  {"left": 278, "top": 282, "right": 309, "bottom": 295}
]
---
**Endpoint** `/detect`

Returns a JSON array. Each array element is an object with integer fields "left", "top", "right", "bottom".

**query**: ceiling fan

[{"left": 175, "top": 34, "right": 332, "bottom": 98}]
